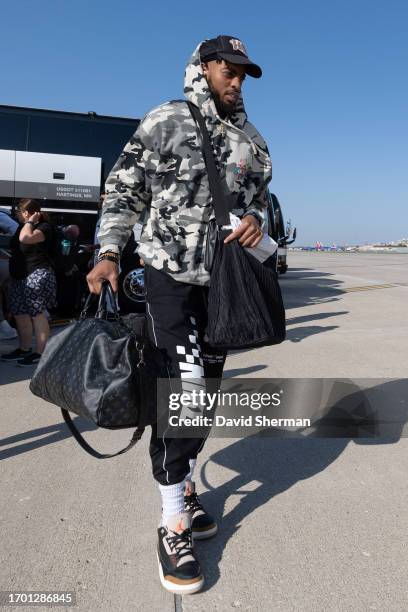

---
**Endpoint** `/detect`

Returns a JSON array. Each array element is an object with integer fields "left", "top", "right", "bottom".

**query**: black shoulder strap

[
  {"left": 61, "top": 409, "right": 145, "bottom": 459},
  {"left": 187, "top": 101, "right": 231, "bottom": 226}
]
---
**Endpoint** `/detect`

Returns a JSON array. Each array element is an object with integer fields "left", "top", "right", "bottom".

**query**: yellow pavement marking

[{"left": 342, "top": 283, "right": 398, "bottom": 293}]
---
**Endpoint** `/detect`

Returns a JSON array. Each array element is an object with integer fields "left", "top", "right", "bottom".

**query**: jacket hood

[{"left": 183, "top": 41, "right": 247, "bottom": 130}]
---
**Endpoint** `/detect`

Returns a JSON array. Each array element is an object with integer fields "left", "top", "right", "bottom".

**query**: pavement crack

[{"left": 174, "top": 593, "right": 183, "bottom": 612}]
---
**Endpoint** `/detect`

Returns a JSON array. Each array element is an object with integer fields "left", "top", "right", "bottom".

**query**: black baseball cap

[{"left": 200, "top": 35, "right": 262, "bottom": 78}]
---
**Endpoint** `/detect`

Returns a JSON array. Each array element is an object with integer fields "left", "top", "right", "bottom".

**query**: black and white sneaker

[
  {"left": 157, "top": 512, "right": 204, "bottom": 595},
  {"left": 185, "top": 481, "right": 218, "bottom": 540},
  {"left": 1, "top": 348, "right": 32, "bottom": 362},
  {"left": 17, "top": 352, "right": 41, "bottom": 367}
]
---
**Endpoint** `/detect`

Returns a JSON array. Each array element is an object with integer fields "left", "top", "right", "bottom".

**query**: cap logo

[{"left": 229, "top": 39, "right": 248, "bottom": 56}]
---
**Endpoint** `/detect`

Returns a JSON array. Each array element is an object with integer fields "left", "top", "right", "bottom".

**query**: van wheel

[{"left": 118, "top": 266, "right": 146, "bottom": 314}]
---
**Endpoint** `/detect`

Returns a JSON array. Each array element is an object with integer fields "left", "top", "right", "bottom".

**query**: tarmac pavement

[{"left": 1, "top": 252, "right": 407, "bottom": 611}]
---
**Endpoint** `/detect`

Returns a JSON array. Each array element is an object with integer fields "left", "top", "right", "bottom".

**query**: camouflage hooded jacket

[{"left": 98, "top": 41, "right": 272, "bottom": 286}]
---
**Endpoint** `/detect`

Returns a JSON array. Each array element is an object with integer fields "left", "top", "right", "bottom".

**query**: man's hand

[
  {"left": 86, "top": 260, "right": 119, "bottom": 295},
  {"left": 223, "top": 215, "right": 263, "bottom": 248}
]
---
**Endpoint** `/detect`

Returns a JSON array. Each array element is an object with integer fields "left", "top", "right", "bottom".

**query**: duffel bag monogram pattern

[
  {"left": 29, "top": 283, "right": 165, "bottom": 458},
  {"left": 31, "top": 317, "right": 145, "bottom": 428}
]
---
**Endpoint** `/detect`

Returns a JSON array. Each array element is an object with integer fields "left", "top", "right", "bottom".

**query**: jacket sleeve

[
  {"left": 242, "top": 187, "right": 268, "bottom": 229},
  {"left": 97, "top": 118, "right": 154, "bottom": 255},
  {"left": 0, "top": 212, "right": 18, "bottom": 236}
]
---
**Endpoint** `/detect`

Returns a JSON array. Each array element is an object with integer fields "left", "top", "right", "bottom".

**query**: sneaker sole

[
  {"left": 157, "top": 554, "right": 204, "bottom": 595},
  {"left": 16, "top": 362, "right": 39, "bottom": 367},
  {"left": 192, "top": 523, "right": 218, "bottom": 540}
]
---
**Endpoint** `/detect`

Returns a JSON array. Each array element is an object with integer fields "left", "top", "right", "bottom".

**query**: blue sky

[{"left": 1, "top": 0, "right": 407, "bottom": 245}]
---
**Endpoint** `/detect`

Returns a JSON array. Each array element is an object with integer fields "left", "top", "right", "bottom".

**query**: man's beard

[{"left": 207, "top": 80, "right": 236, "bottom": 118}]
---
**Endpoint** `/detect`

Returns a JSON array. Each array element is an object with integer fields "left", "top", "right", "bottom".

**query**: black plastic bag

[{"left": 205, "top": 232, "right": 286, "bottom": 350}]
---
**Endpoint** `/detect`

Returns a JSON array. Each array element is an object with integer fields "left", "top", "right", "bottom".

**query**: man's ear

[{"left": 201, "top": 62, "right": 209, "bottom": 77}]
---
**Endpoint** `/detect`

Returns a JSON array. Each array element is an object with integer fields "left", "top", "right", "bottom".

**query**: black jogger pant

[{"left": 144, "top": 264, "right": 227, "bottom": 486}]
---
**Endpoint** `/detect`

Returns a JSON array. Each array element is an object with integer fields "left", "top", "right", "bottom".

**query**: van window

[
  {"left": 0, "top": 112, "right": 28, "bottom": 150},
  {"left": 90, "top": 122, "right": 138, "bottom": 180},
  {"left": 28, "top": 116, "right": 93, "bottom": 156}
]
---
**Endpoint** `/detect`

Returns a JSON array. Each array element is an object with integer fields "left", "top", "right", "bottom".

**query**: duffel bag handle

[
  {"left": 96, "top": 281, "right": 120, "bottom": 320},
  {"left": 80, "top": 292, "right": 98, "bottom": 319},
  {"left": 80, "top": 281, "right": 120, "bottom": 320}
]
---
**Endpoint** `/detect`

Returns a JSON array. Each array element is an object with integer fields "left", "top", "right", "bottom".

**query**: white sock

[
  {"left": 186, "top": 459, "right": 197, "bottom": 483},
  {"left": 159, "top": 480, "right": 185, "bottom": 526}
]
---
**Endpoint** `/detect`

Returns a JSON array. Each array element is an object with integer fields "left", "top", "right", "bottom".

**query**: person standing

[
  {"left": 1, "top": 199, "right": 56, "bottom": 366},
  {"left": 87, "top": 36, "right": 272, "bottom": 594},
  {"left": 0, "top": 209, "right": 18, "bottom": 340}
]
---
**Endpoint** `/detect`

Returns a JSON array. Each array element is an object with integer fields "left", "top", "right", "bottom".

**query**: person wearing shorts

[{"left": 1, "top": 199, "right": 56, "bottom": 367}]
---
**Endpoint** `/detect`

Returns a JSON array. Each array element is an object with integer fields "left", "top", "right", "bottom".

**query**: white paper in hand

[{"left": 222, "top": 213, "right": 278, "bottom": 263}]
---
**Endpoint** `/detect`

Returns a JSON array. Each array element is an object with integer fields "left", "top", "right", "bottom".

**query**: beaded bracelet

[{"left": 98, "top": 249, "right": 119, "bottom": 258}]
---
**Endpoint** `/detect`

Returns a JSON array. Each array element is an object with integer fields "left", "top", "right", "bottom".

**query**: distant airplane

[{"left": 314, "top": 241, "right": 342, "bottom": 251}]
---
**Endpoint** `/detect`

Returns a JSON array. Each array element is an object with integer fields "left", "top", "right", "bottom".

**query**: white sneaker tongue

[
  {"left": 167, "top": 512, "right": 192, "bottom": 533},
  {"left": 166, "top": 512, "right": 195, "bottom": 567}
]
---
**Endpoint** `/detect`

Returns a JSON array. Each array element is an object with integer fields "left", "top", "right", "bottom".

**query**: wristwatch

[{"left": 25, "top": 221, "right": 36, "bottom": 226}]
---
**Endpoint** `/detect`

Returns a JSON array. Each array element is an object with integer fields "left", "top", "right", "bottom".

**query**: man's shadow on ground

[
  {"left": 195, "top": 378, "right": 408, "bottom": 591},
  {"left": 280, "top": 268, "right": 345, "bottom": 310}
]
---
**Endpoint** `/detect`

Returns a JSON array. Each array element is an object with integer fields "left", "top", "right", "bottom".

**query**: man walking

[{"left": 87, "top": 36, "right": 272, "bottom": 594}]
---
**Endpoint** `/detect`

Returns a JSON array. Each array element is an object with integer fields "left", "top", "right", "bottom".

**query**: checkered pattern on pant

[{"left": 144, "top": 264, "right": 227, "bottom": 485}]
